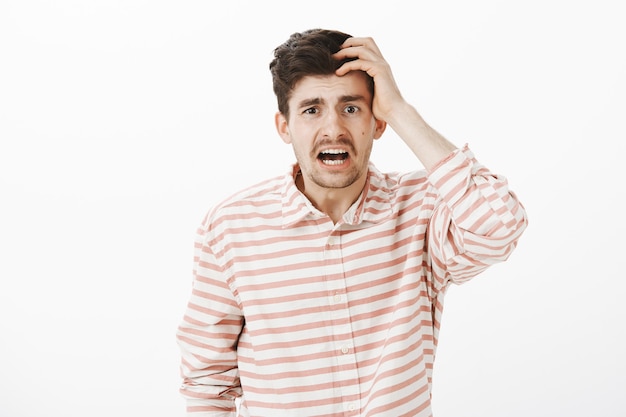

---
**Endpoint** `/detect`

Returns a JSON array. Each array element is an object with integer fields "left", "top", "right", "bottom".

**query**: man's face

[{"left": 276, "top": 71, "right": 386, "bottom": 193}]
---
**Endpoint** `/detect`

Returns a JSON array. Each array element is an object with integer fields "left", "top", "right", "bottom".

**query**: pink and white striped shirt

[{"left": 176, "top": 145, "right": 527, "bottom": 417}]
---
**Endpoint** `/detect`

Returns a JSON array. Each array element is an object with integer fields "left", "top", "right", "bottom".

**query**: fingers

[
  {"left": 333, "top": 37, "right": 384, "bottom": 72},
  {"left": 334, "top": 37, "right": 381, "bottom": 62},
  {"left": 339, "top": 37, "right": 382, "bottom": 54},
  {"left": 333, "top": 37, "right": 385, "bottom": 77}
]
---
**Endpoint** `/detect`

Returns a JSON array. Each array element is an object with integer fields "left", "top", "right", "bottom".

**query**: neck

[{"left": 296, "top": 171, "right": 367, "bottom": 224}]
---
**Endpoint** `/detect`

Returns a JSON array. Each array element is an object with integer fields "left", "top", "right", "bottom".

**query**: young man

[{"left": 176, "top": 29, "right": 527, "bottom": 416}]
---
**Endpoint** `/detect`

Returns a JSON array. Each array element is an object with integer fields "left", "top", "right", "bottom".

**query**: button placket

[{"left": 322, "top": 230, "right": 360, "bottom": 415}]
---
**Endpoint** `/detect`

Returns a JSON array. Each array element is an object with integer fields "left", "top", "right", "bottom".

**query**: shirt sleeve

[
  {"left": 176, "top": 215, "right": 244, "bottom": 417},
  {"left": 426, "top": 144, "right": 528, "bottom": 289}
]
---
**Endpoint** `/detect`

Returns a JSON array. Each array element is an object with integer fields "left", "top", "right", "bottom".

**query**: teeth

[
  {"left": 318, "top": 148, "right": 348, "bottom": 165},
  {"left": 322, "top": 159, "right": 345, "bottom": 165}
]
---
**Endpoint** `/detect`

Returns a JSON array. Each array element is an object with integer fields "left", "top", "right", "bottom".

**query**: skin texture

[
  {"left": 333, "top": 37, "right": 457, "bottom": 170},
  {"left": 276, "top": 36, "right": 457, "bottom": 223},
  {"left": 275, "top": 71, "right": 385, "bottom": 222}
]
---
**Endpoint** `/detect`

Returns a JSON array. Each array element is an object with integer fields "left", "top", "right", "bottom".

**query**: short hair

[{"left": 269, "top": 28, "right": 374, "bottom": 118}]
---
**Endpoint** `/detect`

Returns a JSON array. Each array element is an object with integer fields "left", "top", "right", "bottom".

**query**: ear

[
  {"left": 373, "top": 118, "right": 387, "bottom": 140},
  {"left": 275, "top": 112, "right": 292, "bottom": 144}
]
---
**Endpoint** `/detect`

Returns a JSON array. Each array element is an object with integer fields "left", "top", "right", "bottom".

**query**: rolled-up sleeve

[
  {"left": 426, "top": 145, "right": 528, "bottom": 287},
  {"left": 176, "top": 217, "right": 243, "bottom": 416}
]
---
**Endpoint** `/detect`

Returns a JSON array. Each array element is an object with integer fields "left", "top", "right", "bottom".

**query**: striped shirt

[{"left": 176, "top": 145, "right": 527, "bottom": 417}]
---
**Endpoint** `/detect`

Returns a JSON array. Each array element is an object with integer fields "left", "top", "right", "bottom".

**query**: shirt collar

[{"left": 281, "top": 163, "right": 394, "bottom": 228}]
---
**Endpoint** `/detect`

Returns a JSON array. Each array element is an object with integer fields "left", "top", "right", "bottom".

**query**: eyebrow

[{"left": 297, "top": 95, "right": 367, "bottom": 109}]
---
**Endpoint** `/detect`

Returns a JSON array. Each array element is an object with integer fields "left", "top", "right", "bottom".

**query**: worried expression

[{"left": 276, "top": 71, "right": 386, "bottom": 193}]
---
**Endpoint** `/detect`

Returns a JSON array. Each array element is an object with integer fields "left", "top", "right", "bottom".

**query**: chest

[{"left": 223, "top": 218, "right": 431, "bottom": 335}]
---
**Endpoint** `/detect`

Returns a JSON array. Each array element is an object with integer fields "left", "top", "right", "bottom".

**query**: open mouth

[{"left": 318, "top": 149, "right": 349, "bottom": 166}]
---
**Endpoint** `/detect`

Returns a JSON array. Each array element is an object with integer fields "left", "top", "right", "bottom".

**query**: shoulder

[
  {"left": 219, "top": 175, "right": 285, "bottom": 211},
  {"left": 357, "top": 163, "right": 436, "bottom": 224},
  {"left": 368, "top": 163, "right": 431, "bottom": 195},
  {"left": 199, "top": 172, "right": 288, "bottom": 231}
]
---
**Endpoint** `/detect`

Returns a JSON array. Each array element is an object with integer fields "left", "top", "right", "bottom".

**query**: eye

[
  {"left": 303, "top": 107, "right": 318, "bottom": 115},
  {"left": 344, "top": 105, "right": 359, "bottom": 114}
]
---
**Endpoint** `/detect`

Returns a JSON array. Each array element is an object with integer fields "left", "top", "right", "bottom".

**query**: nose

[{"left": 320, "top": 109, "right": 347, "bottom": 139}]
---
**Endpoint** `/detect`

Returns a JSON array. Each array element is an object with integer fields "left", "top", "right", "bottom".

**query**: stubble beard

[
  {"left": 295, "top": 138, "right": 373, "bottom": 191},
  {"left": 307, "top": 167, "right": 362, "bottom": 190}
]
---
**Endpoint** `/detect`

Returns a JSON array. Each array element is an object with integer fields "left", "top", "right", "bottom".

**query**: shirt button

[
  {"left": 341, "top": 345, "right": 350, "bottom": 354},
  {"left": 348, "top": 403, "right": 357, "bottom": 411},
  {"left": 333, "top": 294, "right": 342, "bottom": 303}
]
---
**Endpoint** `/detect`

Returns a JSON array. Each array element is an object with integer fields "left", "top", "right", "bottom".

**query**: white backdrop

[{"left": 1, "top": 1, "right": 625, "bottom": 416}]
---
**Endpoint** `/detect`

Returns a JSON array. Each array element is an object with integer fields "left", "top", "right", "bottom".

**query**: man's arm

[
  {"left": 335, "top": 36, "right": 527, "bottom": 285},
  {"left": 176, "top": 218, "right": 243, "bottom": 416},
  {"left": 425, "top": 146, "right": 528, "bottom": 288}
]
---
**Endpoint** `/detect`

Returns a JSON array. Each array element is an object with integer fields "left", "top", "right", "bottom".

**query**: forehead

[{"left": 289, "top": 71, "right": 372, "bottom": 105}]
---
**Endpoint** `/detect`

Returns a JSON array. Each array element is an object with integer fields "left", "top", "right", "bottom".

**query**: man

[{"left": 176, "top": 28, "right": 527, "bottom": 416}]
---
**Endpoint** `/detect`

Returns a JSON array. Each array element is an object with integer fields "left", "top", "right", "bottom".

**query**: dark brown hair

[{"left": 269, "top": 28, "right": 374, "bottom": 118}]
